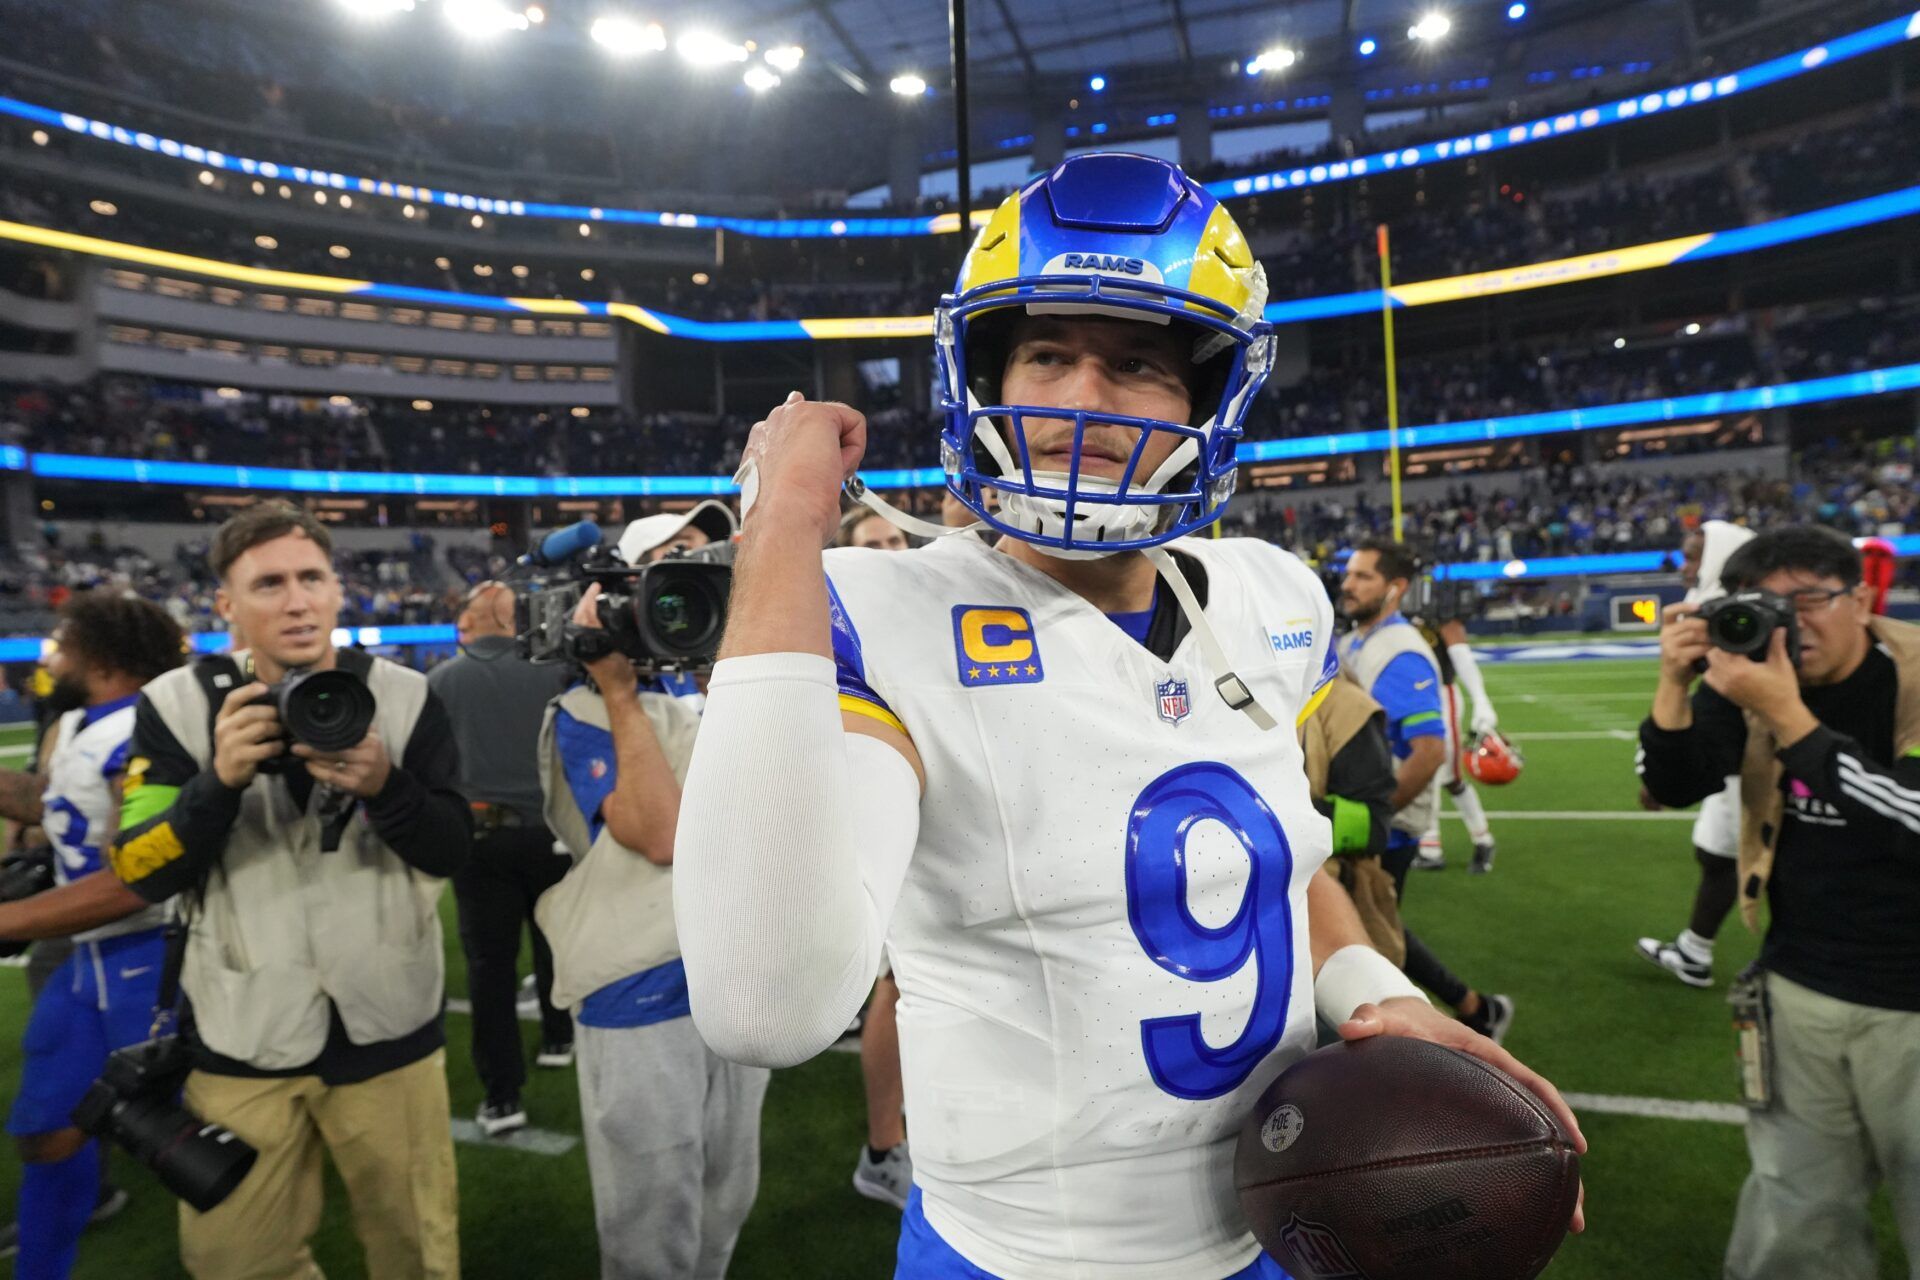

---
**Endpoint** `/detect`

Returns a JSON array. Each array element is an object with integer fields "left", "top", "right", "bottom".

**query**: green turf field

[{"left": 0, "top": 664, "right": 1910, "bottom": 1278}]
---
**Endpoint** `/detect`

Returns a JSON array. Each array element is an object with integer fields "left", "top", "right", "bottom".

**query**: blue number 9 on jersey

[{"left": 1126, "top": 762, "right": 1296, "bottom": 1101}]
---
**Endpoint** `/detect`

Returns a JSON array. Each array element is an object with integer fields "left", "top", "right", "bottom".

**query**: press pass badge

[{"left": 1728, "top": 965, "right": 1773, "bottom": 1111}]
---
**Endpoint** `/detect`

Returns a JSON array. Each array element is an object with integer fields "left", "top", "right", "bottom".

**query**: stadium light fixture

[
  {"left": 890, "top": 72, "right": 929, "bottom": 96},
  {"left": 1357, "top": 37, "right": 1378, "bottom": 56},
  {"left": 1246, "top": 46, "right": 1298, "bottom": 75},
  {"left": 329, "top": 244, "right": 352, "bottom": 259},
  {"left": 255, "top": 234, "right": 278, "bottom": 249},
  {"left": 1408, "top": 12, "right": 1451, "bottom": 40},
  {"left": 676, "top": 30, "right": 750, "bottom": 64},
  {"left": 1089, "top": 74, "right": 1107, "bottom": 91},
  {"left": 198, "top": 169, "right": 215, "bottom": 185},
  {"left": 525, "top": 4, "right": 544, "bottom": 22},
  {"left": 743, "top": 65, "right": 781, "bottom": 91},
  {"left": 443, "top": 0, "right": 529, "bottom": 36},
  {"left": 591, "top": 16, "right": 667, "bottom": 55},
  {"left": 89, "top": 200, "right": 118, "bottom": 216},
  {"left": 30, "top": 129, "right": 49, "bottom": 145},
  {"left": 764, "top": 44, "right": 805, "bottom": 72},
  {"left": 338, "top": 0, "right": 415, "bottom": 15},
  {"left": 1507, "top": 2, "right": 1527, "bottom": 18}
]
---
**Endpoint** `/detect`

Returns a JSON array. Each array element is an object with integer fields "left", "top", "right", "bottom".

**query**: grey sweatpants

[
  {"left": 1724, "top": 972, "right": 1920, "bottom": 1280},
  {"left": 575, "top": 1016, "right": 770, "bottom": 1280}
]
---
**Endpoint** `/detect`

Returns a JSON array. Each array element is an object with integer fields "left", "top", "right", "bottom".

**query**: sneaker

[
  {"left": 1411, "top": 849, "right": 1447, "bottom": 871},
  {"left": 477, "top": 1096, "right": 528, "bottom": 1137},
  {"left": 851, "top": 1143, "right": 913, "bottom": 1210},
  {"left": 1470, "top": 841, "right": 1496, "bottom": 875},
  {"left": 1635, "top": 936, "right": 1714, "bottom": 988},
  {"left": 535, "top": 1041, "right": 574, "bottom": 1069},
  {"left": 90, "top": 1186, "right": 130, "bottom": 1225},
  {"left": 516, "top": 974, "right": 539, "bottom": 1013},
  {"left": 1459, "top": 993, "right": 1515, "bottom": 1045},
  {"left": 0, "top": 1220, "right": 14, "bottom": 1261}
]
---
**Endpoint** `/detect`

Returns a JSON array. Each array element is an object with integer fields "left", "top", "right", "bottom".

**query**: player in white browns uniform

[{"left": 673, "top": 153, "right": 1583, "bottom": 1280}]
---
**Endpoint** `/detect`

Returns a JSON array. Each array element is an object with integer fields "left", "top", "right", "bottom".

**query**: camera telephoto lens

[
  {"left": 72, "top": 1081, "right": 257, "bottom": 1213},
  {"left": 276, "top": 669, "right": 377, "bottom": 753}
]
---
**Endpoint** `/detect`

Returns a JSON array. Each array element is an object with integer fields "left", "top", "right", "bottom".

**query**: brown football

[{"left": 1234, "top": 1036, "right": 1579, "bottom": 1280}]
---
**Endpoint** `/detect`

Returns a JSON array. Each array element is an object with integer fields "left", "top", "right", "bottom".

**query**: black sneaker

[
  {"left": 535, "top": 1041, "right": 574, "bottom": 1069},
  {"left": 1470, "top": 841, "right": 1497, "bottom": 875},
  {"left": 477, "top": 1096, "right": 528, "bottom": 1137},
  {"left": 1459, "top": 993, "right": 1516, "bottom": 1044},
  {"left": 1635, "top": 936, "right": 1713, "bottom": 988}
]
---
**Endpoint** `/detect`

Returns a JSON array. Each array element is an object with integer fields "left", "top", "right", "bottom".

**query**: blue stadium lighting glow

[
  {"left": 23, "top": 360, "right": 1920, "bottom": 498},
  {"left": 1, "top": 10, "right": 1913, "bottom": 238},
  {"left": 1357, "top": 37, "right": 1378, "bottom": 56},
  {"left": 1507, "top": 2, "right": 1527, "bottom": 19},
  {"left": 1089, "top": 74, "right": 1107, "bottom": 92}
]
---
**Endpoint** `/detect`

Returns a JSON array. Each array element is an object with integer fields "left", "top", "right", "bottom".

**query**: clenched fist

[{"left": 734, "top": 391, "right": 868, "bottom": 546}]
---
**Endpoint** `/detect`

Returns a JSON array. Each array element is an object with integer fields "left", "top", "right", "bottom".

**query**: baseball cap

[{"left": 615, "top": 499, "right": 738, "bottom": 565}]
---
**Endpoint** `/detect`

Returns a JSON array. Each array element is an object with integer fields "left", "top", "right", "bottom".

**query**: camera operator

[
  {"left": 538, "top": 509, "right": 767, "bottom": 1280},
  {"left": 1639, "top": 525, "right": 1920, "bottom": 1280},
  {"left": 105, "top": 500, "right": 471, "bottom": 1280},
  {"left": 427, "top": 581, "right": 572, "bottom": 1136},
  {"left": 0, "top": 595, "right": 182, "bottom": 1280}
]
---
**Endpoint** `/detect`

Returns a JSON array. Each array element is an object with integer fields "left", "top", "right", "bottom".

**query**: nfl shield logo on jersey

[{"left": 1155, "top": 676, "right": 1190, "bottom": 726}]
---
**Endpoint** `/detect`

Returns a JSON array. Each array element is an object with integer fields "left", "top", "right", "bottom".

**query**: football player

[
  {"left": 674, "top": 154, "right": 1583, "bottom": 1278},
  {"left": 0, "top": 595, "right": 184, "bottom": 1280},
  {"left": 1410, "top": 610, "right": 1503, "bottom": 874}
]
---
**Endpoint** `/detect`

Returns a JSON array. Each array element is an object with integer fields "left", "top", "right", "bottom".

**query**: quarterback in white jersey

[{"left": 674, "top": 154, "right": 1583, "bottom": 1279}]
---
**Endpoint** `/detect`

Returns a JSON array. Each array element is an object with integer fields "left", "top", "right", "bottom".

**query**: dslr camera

[
  {"left": 251, "top": 667, "right": 378, "bottom": 773},
  {"left": 515, "top": 521, "right": 732, "bottom": 672},
  {"left": 0, "top": 845, "right": 55, "bottom": 958},
  {"left": 1698, "top": 589, "right": 1800, "bottom": 664},
  {"left": 72, "top": 1034, "right": 258, "bottom": 1211}
]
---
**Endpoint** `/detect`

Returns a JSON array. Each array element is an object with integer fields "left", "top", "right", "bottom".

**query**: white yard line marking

[
  {"left": 1441, "top": 811, "right": 1693, "bottom": 820},
  {"left": 1563, "top": 1092, "right": 1746, "bottom": 1126},
  {"left": 0, "top": 745, "right": 34, "bottom": 760},
  {"left": 445, "top": 996, "right": 543, "bottom": 1024},
  {"left": 1506, "top": 731, "right": 1638, "bottom": 741},
  {"left": 449, "top": 1119, "right": 580, "bottom": 1156}
]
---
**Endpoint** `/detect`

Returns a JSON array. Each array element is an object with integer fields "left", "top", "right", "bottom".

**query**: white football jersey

[
  {"left": 44, "top": 700, "right": 166, "bottom": 942},
  {"left": 824, "top": 533, "right": 1338, "bottom": 1280}
]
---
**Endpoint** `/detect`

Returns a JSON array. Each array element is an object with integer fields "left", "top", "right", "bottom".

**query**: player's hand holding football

[
  {"left": 734, "top": 391, "right": 867, "bottom": 546},
  {"left": 1339, "top": 997, "right": 1587, "bottom": 1233},
  {"left": 1656, "top": 601, "right": 1710, "bottom": 686},
  {"left": 572, "top": 583, "right": 638, "bottom": 697}
]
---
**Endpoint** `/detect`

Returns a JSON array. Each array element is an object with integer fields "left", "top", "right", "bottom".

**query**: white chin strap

[{"left": 842, "top": 479, "right": 1276, "bottom": 732}]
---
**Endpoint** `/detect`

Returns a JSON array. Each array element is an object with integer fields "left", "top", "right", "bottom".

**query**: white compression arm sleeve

[
  {"left": 672, "top": 651, "right": 921, "bottom": 1068},
  {"left": 1447, "top": 643, "right": 1495, "bottom": 719}
]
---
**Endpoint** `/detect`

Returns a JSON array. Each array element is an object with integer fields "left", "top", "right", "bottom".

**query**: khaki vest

[
  {"left": 143, "top": 652, "right": 445, "bottom": 1070},
  {"left": 1298, "top": 678, "right": 1406, "bottom": 968},
  {"left": 1340, "top": 618, "right": 1442, "bottom": 839},
  {"left": 535, "top": 686, "right": 699, "bottom": 1010},
  {"left": 1737, "top": 616, "right": 1920, "bottom": 930}
]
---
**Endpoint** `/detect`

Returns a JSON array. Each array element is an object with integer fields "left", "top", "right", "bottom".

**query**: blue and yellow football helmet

[{"left": 936, "top": 152, "right": 1273, "bottom": 556}]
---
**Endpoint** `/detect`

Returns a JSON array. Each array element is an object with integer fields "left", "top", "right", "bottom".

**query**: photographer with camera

[
  {"left": 105, "top": 500, "right": 471, "bottom": 1280},
  {"left": 0, "top": 595, "right": 182, "bottom": 1280},
  {"left": 533, "top": 506, "right": 768, "bottom": 1280},
  {"left": 1638, "top": 525, "right": 1920, "bottom": 1280}
]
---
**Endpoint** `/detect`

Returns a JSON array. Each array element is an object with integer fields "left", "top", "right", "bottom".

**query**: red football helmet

[{"left": 1465, "top": 731, "right": 1524, "bottom": 785}]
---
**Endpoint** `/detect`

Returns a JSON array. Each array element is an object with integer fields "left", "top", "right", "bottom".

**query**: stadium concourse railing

[
  {"left": 3, "top": 181, "right": 1918, "bottom": 342},
  {"left": 1, "top": 11, "right": 1915, "bottom": 237}
]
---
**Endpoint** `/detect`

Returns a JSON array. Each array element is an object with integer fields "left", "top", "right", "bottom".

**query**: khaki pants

[
  {"left": 1725, "top": 973, "right": 1920, "bottom": 1280},
  {"left": 179, "top": 1049, "right": 460, "bottom": 1280}
]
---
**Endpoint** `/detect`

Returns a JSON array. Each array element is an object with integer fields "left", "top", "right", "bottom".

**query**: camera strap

[{"left": 148, "top": 912, "right": 192, "bottom": 1040}]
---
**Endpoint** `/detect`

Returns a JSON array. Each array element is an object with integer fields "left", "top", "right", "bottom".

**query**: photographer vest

[
  {"left": 1737, "top": 615, "right": 1920, "bottom": 930},
  {"left": 140, "top": 651, "right": 445, "bottom": 1071},
  {"left": 535, "top": 685, "right": 699, "bottom": 1010},
  {"left": 1339, "top": 617, "right": 1442, "bottom": 840}
]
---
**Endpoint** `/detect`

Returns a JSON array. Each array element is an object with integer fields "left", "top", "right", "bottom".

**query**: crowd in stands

[
  {"left": 0, "top": 433, "right": 1908, "bottom": 640},
  {"left": 4, "top": 292, "right": 1912, "bottom": 480}
]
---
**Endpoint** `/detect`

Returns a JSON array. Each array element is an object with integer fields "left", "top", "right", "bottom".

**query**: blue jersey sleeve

[
  {"left": 1371, "top": 651, "right": 1446, "bottom": 752},
  {"left": 554, "top": 704, "right": 617, "bottom": 845},
  {"left": 826, "top": 573, "right": 904, "bottom": 734}
]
